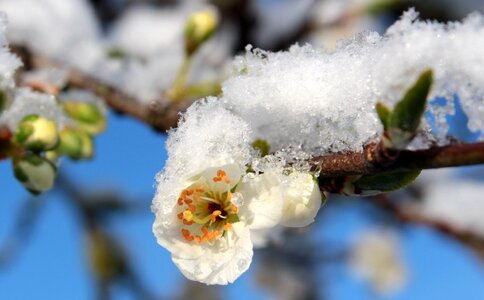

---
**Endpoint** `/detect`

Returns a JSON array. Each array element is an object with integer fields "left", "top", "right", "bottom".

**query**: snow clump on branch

[{"left": 223, "top": 9, "right": 484, "bottom": 155}]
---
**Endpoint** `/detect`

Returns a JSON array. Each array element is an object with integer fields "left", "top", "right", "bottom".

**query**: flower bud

[
  {"left": 280, "top": 172, "right": 324, "bottom": 227},
  {"left": 184, "top": 10, "right": 218, "bottom": 55},
  {"left": 58, "top": 128, "right": 94, "bottom": 160},
  {"left": 14, "top": 114, "right": 59, "bottom": 152},
  {"left": 62, "top": 101, "right": 106, "bottom": 135},
  {"left": 13, "top": 154, "right": 57, "bottom": 195}
]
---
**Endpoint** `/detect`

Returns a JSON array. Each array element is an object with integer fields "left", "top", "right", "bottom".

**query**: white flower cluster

[{"left": 153, "top": 10, "right": 484, "bottom": 285}]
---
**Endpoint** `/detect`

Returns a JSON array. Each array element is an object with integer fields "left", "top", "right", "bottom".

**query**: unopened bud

[
  {"left": 62, "top": 101, "right": 106, "bottom": 135},
  {"left": 58, "top": 128, "right": 94, "bottom": 160},
  {"left": 14, "top": 114, "right": 59, "bottom": 152},
  {"left": 184, "top": 10, "right": 218, "bottom": 55},
  {"left": 13, "top": 154, "right": 57, "bottom": 195}
]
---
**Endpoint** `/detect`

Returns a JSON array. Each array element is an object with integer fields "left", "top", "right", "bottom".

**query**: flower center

[{"left": 177, "top": 169, "right": 240, "bottom": 243}]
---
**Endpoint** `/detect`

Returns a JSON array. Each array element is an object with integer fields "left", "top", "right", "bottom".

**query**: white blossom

[
  {"left": 349, "top": 229, "right": 407, "bottom": 294},
  {"left": 153, "top": 164, "right": 284, "bottom": 285}
]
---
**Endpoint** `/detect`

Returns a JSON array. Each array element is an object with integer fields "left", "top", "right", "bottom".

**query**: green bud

[
  {"left": 58, "top": 128, "right": 94, "bottom": 160},
  {"left": 375, "top": 102, "right": 391, "bottom": 131},
  {"left": 387, "top": 69, "right": 433, "bottom": 149},
  {"left": 45, "top": 150, "right": 59, "bottom": 162},
  {"left": 13, "top": 154, "right": 57, "bottom": 195},
  {"left": 252, "top": 139, "right": 271, "bottom": 157},
  {"left": 62, "top": 101, "right": 106, "bottom": 135},
  {"left": 184, "top": 10, "right": 218, "bottom": 55},
  {"left": 14, "top": 114, "right": 59, "bottom": 152}
]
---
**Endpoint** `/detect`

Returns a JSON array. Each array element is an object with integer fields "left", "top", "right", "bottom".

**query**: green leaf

[
  {"left": 389, "top": 69, "right": 433, "bottom": 136},
  {"left": 252, "top": 139, "right": 270, "bottom": 157},
  {"left": 353, "top": 170, "right": 421, "bottom": 193},
  {"left": 376, "top": 102, "right": 391, "bottom": 130}
]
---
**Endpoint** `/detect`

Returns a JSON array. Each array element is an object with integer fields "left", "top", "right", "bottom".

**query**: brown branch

[
  {"left": 312, "top": 141, "right": 484, "bottom": 178},
  {"left": 12, "top": 45, "right": 188, "bottom": 132},
  {"left": 371, "top": 195, "right": 484, "bottom": 260}
]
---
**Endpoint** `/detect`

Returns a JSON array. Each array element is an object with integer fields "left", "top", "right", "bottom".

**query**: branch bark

[
  {"left": 312, "top": 141, "right": 484, "bottom": 178},
  {"left": 12, "top": 45, "right": 187, "bottom": 132}
]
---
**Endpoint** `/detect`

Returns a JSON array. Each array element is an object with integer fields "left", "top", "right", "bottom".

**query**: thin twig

[{"left": 12, "top": 45, "right": 188, "bottom": 132}]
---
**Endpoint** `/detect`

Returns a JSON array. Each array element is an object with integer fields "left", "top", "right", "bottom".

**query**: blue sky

[{"left": 1, "top": 112, "right": 484, "bottom": 299}]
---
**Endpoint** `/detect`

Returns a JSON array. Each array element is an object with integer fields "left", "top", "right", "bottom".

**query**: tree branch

[
  {"left": 312, "top": 141, "right": 484, "bottom": 178},
  {"left": 12, "top": 46, "right": 484, "bottom": 177},
  {"left": 12, "top": 45, "right": 187, "bottom": 132}
]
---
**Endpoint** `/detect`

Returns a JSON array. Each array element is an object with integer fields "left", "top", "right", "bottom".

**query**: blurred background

[{"left": 2, "top": 0, "right": 484, "bottom": 299}]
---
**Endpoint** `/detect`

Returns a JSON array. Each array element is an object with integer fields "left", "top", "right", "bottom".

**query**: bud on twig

[
  {"left": 58, "top": 128, "right": 94, "bottom": 160},
  {"left": 184, "top": 10, "right": 218, "bottom": 56},
  {"left": 13, "top": 154, "right": 57, "bottom": 195},
  {"left": 14, "top": 114, "right": 59, "bottom": 152},
  {"left": 62, "top": 101, "right": 106, "bottom": 135}
]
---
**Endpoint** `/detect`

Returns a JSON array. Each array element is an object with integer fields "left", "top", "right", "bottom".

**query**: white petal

[
  {"left": 280, "top": 172, "right": 323, "bottom": 227},
  {"left": 199, "top": 163, "right": 243, "bottom": 192},
  {"left": 153, "top": 213, "right": 205, "bottom": 259},
  {"left": 237, "top": 172, "right": 284, "bottom": 230},
  {"left": 172, "top": 223, "right": 253, "bottom": 285}
]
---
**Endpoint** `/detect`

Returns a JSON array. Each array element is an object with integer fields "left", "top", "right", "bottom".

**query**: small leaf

[
  {"left": 353, "top": 170, "right": 421, "bottom": 193},
  {"left": 252, "top": 139, "right": 270, "bottom": 157},
  {"left": 376, "top": 102, "right": 391, "bottom": 130},
  {"left": 390, "top": 69, "right": 433, "bottom": 136}
]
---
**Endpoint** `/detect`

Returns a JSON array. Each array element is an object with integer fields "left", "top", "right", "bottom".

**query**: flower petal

[
  {"left": 198, "top": 164, "right": 243, "bottom": 192},
  {"left": 280, "top": 172, "right": 323, "bottom": 227},
  {"left": 237, "top": 172, "right": 284, "bottom": 230},
  {"left": 172, "top": 223, "right": 253, "bottom": 285}
]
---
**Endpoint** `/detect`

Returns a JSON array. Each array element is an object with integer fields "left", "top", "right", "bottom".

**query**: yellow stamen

[{"left": 183, "top": 210, "right": 193, "bottom": 222}]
